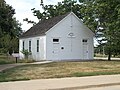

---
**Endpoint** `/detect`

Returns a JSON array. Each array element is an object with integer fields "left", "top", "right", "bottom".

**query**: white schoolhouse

[{"left": 19, "top": 12, "right": 94, "bottom": 61}]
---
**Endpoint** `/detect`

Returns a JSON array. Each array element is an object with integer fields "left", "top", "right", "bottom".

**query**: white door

[
  {"left": 53, "top": 43, "right": 60, "bottom": 60},
  {"left": 82, "top": 39, "right": 88, "bottom": 59},
  {"left": 83, "top": 44, "right": 88, "bottom": 59}
]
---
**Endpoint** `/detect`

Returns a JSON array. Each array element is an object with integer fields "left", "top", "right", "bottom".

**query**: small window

[
  {"left": 82, "top": 39, "right": 88, "bottom": 45},
  {"left": 23, "top": 41, "right": 25, "bottom": 51},
  {"left": 29, "top": 40, "right": 31, "bottom": 52},
  {"left": 53, "top": 39, "right": 59, "bottom": 42},
  {"left": 82, "top": 39, "right": 87, "bottom": 42},
  {"left": 37, "top": 40, "right": 39, "bottom": 52}
]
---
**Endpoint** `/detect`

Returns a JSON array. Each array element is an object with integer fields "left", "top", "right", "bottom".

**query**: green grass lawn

[
  {"left": 0, "top": 55, "right": 15, "bottom": 64},
  {"left": 0, "top": 60, "right": 120, "bottom": 82},
  {"left": 0, "top": 55, "right": 34, "bottom": 64}
]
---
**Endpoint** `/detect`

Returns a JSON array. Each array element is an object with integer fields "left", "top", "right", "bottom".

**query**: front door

[
  {"left": 53, "top": 43, "right": 60, "bottom": 60},
  {"left": 82, "top": 39, "right": 88, "bottom": 59},
  {"left": 83, "top": 44, "right": 88, "bottom": 59}
]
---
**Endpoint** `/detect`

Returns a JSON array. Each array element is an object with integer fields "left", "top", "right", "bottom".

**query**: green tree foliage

[
  {"left": 21, "top": 49, "right": 31, "bottom": 59},
  {"left": 0, "top": 0, "right": 22, "bottom": 54},
  {"left": 24, "top": 0, "right": 83, "bottom": 24},
  {"left": 0, "top": 34, "right": 19, "bottom": 54},
  {"left": 80, "top": 0, "right": 120, "bottom": 60}
]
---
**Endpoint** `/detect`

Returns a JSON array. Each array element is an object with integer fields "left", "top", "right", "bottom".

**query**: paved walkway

[
  {"left": 0, "top": 61, "right": 52, "bottom": 72},
  {"left": 81, "top": 85, "right": 120, "bottom": 90},
  {"left": 0, "top": 75, "right": 120, "bottom": 90},
  {"left": 0, "top": 63, "right": 25, "bottom": 72},
  {"left": 94, "top": 57, "right": 120, "bottom": 60}
]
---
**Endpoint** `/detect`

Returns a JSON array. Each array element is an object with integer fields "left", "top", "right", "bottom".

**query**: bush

[{"left": 21, "top": 49, "right": 31, "bottom": 59}]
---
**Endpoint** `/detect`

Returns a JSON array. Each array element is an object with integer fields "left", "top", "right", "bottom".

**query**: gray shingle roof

[{"left": 20, "top": 13, "right": 70, "bottom": 38}]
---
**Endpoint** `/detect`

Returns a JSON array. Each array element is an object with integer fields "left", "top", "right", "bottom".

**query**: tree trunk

[{"left": 108, "top": 48, "right": 111, "bottom": 61}]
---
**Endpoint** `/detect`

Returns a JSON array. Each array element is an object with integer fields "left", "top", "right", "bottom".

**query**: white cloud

[{"left": 5, "top": 0, "right": 60, "bottom": 31}]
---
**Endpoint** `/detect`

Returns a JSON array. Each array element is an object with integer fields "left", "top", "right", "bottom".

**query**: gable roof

[{"left": 20, "top": 12, "right": 70, "bottom": 38}]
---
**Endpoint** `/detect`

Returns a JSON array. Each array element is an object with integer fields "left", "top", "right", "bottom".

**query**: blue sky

[{"left": 5, "top": 0, "right": 60, "bottom": 31}]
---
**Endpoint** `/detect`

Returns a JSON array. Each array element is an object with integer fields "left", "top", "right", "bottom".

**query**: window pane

[
  {"left": 23, "top": 41, "right": 24, "bottom": 51},
  {"left": 53, "top": 39, "right": 59, "bottom": 42},
  {"left": 82, "top": 39, "right": 88, "bottom": 45},
  {"left": 37, "top": 40, "right": 39, "bottom": 52},
  {"left": 29, "top": 41, "right": 31, "bottom": 52},
  {"left": 82, "top": 39, "right": 87, "bottom": 42}
]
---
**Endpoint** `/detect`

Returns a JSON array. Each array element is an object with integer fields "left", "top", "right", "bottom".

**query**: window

[
  {"left": 29, "top": 40, "right": 31, "bottom": 52},
  {"left": 82, "top": 39, "right": 88, "bottom": 45},
  {"left": 37, "top": 40, "right": 39, "bottom": 52},
  {"left": 23, "top": 41, "right": 24, "bottom": 51},
  {"left": 82, "top": 39, "right": 87, "bottom": 42},
  {"left": 53, "top": 39, "right": 59, "bottom": 42}
]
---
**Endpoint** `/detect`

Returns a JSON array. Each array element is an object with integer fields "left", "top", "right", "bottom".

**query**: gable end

[{"left": 20, "top": 13, "right": 70, "bottom": 39}]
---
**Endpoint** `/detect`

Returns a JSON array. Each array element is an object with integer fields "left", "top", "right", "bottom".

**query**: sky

[{"left": 5, "top": 0, "right": 60, "bottom": 31}]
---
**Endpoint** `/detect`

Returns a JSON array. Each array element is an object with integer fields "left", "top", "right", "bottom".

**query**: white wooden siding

[
  {"left": 46, "top": 13, "right": 94, "bottom": 60},
  {"left": 19, "top": 36, "right": 46, "bottom": 61},
  {"left": 19, "top": 12, "right": 94, "bottom": 61}
]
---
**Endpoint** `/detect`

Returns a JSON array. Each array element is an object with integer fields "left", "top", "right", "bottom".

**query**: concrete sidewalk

[
  {"left": 0, "top": 75, "right": 120, "bottom": 90},
  {"left": 94, "top": 57, "right": 120, "bottom": 60}
]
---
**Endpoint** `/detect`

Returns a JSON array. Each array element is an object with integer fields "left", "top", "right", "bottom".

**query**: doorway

[
  {"left": 82, "top": 39, "right": 89, "bottom": 59},
  {"left": 52, "top": 38, "right": 60, "bottom": 60}
]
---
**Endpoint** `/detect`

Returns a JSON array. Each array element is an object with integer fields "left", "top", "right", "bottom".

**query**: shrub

[{"left": 21, "top": 49, "right": 31, "bottom": 59}]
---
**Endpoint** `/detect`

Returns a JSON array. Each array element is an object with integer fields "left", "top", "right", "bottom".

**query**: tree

[
  {"left": 79, "top": 0, "right": 120, "bottom": 60},
  {"left": 24, "top": 0, "right": 83, "bottom": 25},
  {"left": 0, "top": 0, "right": 22, "bottom": 54},
  {"left": 0, "top": 34, "right": 18, "bottom": 54}
]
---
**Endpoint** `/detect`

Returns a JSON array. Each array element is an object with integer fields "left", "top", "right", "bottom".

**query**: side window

[
  {"left": 23, "top": 41, "right": 25, "bottom": 51},
  {"left": 37, "top": 40, "right": 39, "bottom": 52},
  {"left": 29, "top": 40, "right": 31, "bottom": 52},
  {"left": 53, "top": 39, "right": 59, "bottom": 43}
]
